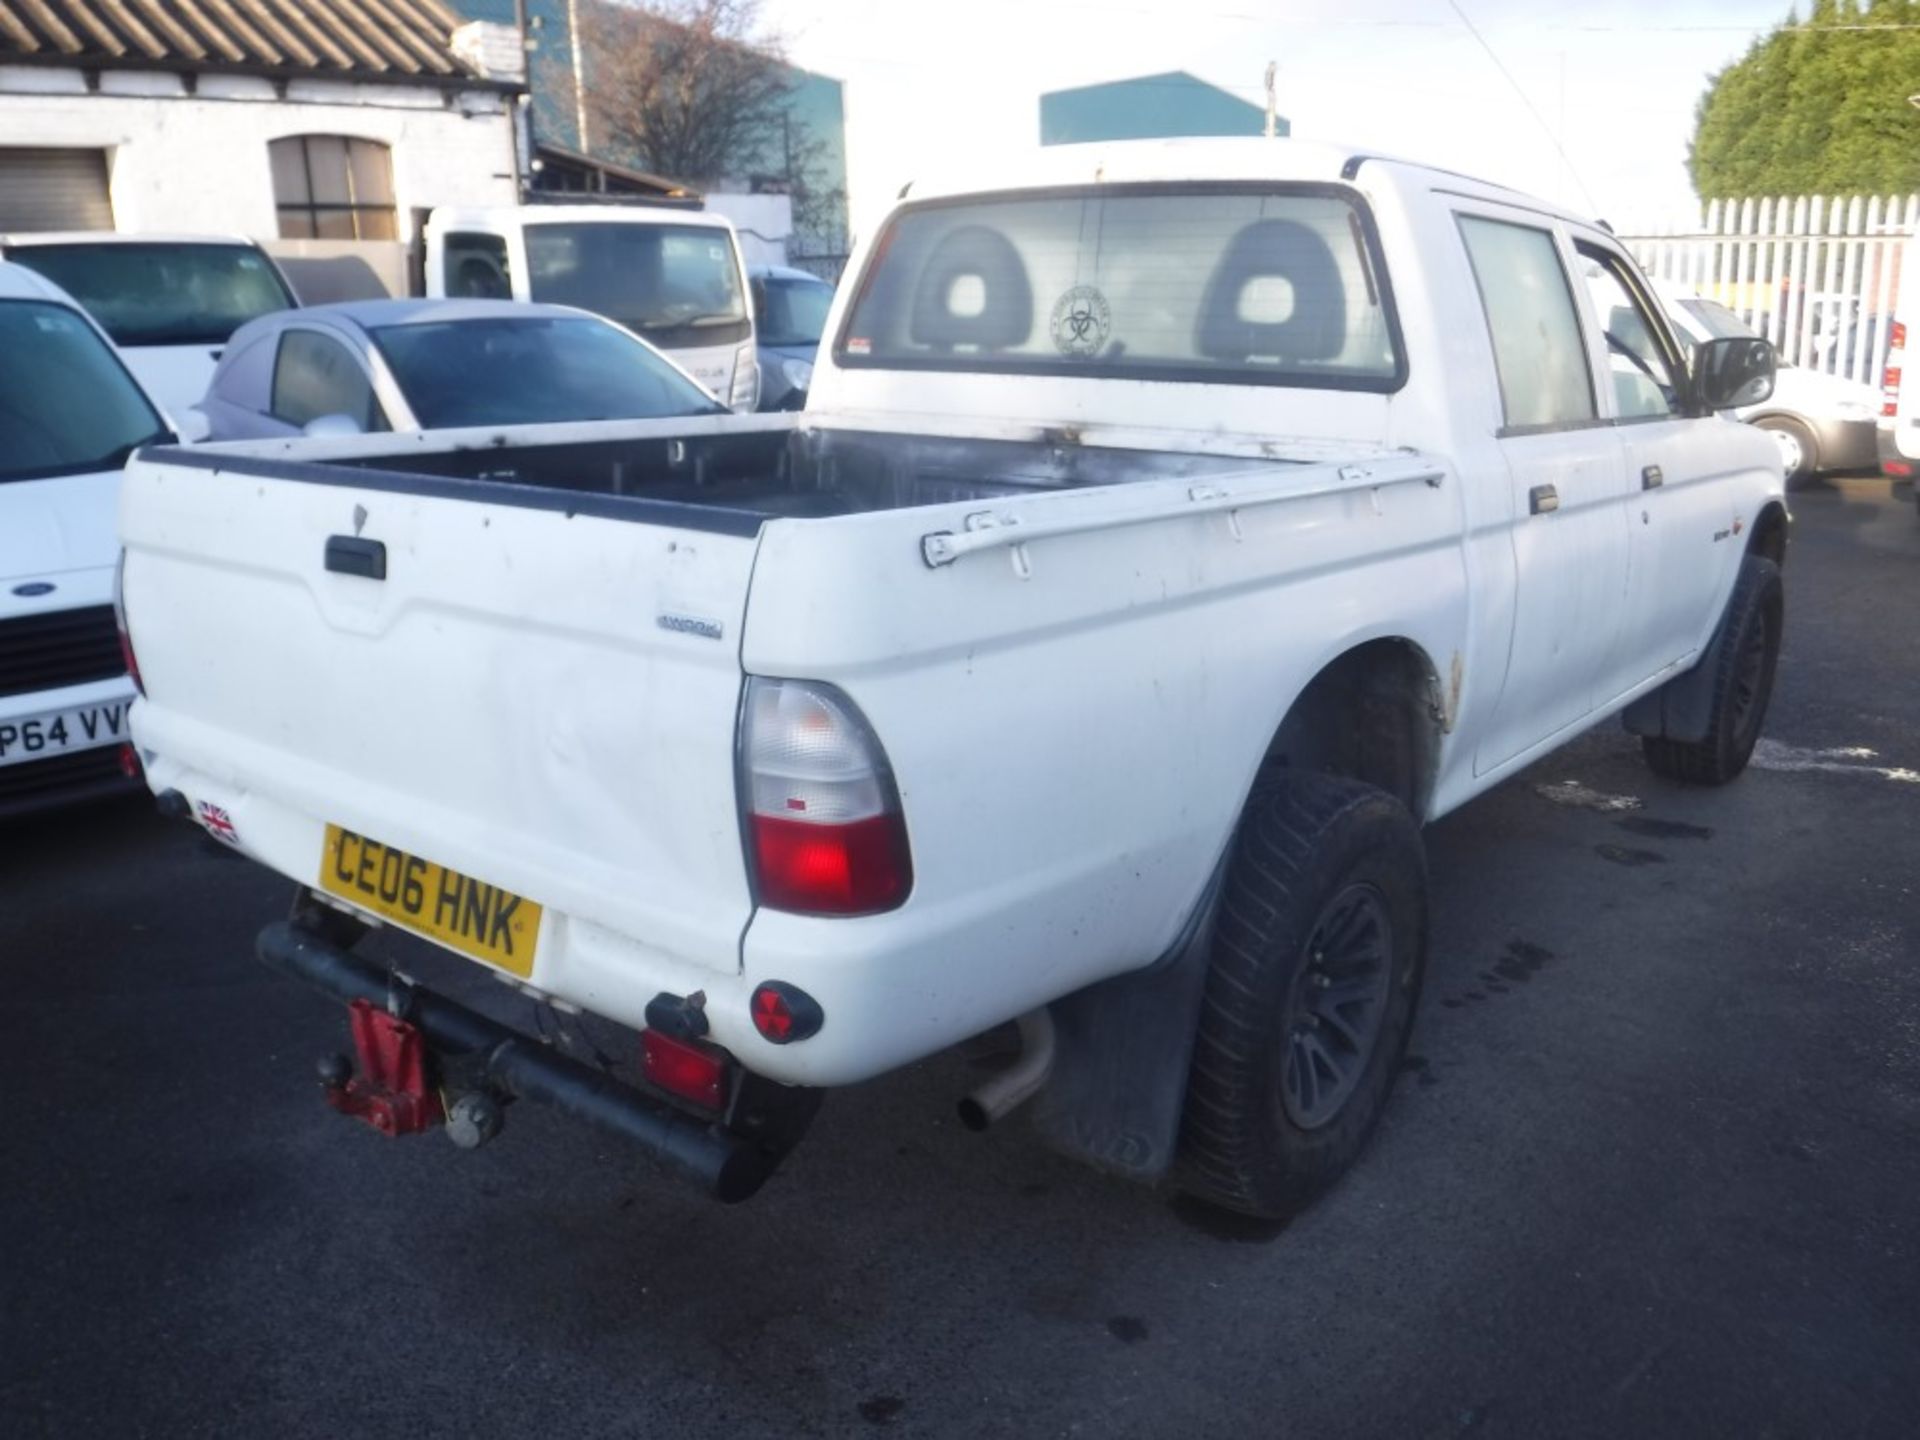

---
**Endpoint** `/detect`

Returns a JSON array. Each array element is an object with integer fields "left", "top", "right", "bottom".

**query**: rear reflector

[
  {"left": 740, "top": 678, "right": 912, "bottom": 915},
  {"left": 642, "top": 1029, "right": 730, "bottom": 1110},
  {"left": 750, "top": 981, "right": 825, "bottom": 1044}
]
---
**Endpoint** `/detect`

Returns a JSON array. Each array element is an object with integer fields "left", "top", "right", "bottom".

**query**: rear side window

[
  {"left": 270, "top": 329, "right": 383, "bottom": 431},
  {"left": 1457, "top": 216, "right": 1595, "bottom": 431},
  {"left": 837, "top": 185, "right": 1404, "bottom": 390},
  {"left": 444, "top": 231, "right": 512, "bottom": 299},
  {"left": 0, "top": 300, "right": 168, "bottom": 482}
]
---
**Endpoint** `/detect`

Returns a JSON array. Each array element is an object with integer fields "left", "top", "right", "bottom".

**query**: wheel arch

[
  {"left": 1252, "top": 636, "right": 1448, "bottom": 823},
  {"left": 1748, "top": 498, "right": 1789, "bottom": 568}
]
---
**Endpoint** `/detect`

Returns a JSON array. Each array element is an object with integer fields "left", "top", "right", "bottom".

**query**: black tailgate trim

[{"left": 139, "top": 445, "right": 771, "bottom": 538}]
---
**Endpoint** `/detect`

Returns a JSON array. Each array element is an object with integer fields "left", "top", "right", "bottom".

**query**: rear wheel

[
  {"left": 1179, "top": 775, "right": 1427, "bottom": 1219},
  {"left": 1756, "top": 415, "right": 1818, "bottom": 489},
  {"left": 1642, "top": 555, "right": 1784, "bottom": 786}
]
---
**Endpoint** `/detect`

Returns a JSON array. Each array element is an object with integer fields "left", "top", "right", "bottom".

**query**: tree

[
  {"left": 574, "top": 0, "right": 790, "bottom": 184},
  {"left": 1690, "top": 0, "right": 1920, "bottom": 195}
]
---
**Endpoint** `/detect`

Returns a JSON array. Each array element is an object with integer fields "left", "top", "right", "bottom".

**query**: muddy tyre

[
  {"left": 1642, "top": 555, "right": 1783, "bottom": 786},
  {"left": 1179, "top": 775, "right": 1428, "bottom": 1219}
]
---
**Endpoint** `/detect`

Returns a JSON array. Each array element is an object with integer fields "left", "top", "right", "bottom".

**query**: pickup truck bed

[{"left": 302, "top": 418, "right": 1374, "bottom": 520}]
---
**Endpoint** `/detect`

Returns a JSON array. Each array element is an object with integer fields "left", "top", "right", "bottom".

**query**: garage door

[{"left": 0, "top": 149, "right": 114, "bottom": 232}]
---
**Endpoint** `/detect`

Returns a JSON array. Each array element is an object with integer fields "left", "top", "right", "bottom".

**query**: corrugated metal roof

[{"left": 0, "top": 0, "right": 486, "bottom": 82}]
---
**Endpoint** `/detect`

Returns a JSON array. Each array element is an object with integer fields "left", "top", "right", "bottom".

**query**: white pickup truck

[{"left": 119, "top": 140, "right": 1788, "bottom": 1217}]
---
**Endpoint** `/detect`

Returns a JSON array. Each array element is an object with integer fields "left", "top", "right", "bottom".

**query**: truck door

[
  {"left": 1455, "top": 211, "right": 1633, "bottom": 777},
  {"left": 1569, "top": 238, "right": 1738, "bottom": 695}
]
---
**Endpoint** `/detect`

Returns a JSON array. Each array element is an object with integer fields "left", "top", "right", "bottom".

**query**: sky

[{"left": 765, "top": 0, "right": 1800, "bottom": 235}]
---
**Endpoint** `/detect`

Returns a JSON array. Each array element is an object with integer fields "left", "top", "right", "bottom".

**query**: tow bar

[{"left": 255, "top": 919, "right": 818, "bottom": 1203}]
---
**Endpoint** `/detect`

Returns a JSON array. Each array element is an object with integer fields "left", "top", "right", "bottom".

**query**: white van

[
  {"left": 424, "top": 204, "right": 758, "bottom": 410},
  {"left": 0, "top": 233, "right": 298, "bottom": 423},
  {"left": 0, "top": 261, "right": 169, "bottom": 818},
  {"left": 1877, "top": 230, "right": 1918, "bottom": 509}
]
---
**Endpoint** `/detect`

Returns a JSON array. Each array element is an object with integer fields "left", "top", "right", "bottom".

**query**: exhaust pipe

[{"left": 957, "top": 1008, "right": 1055, "bottom": 1131}]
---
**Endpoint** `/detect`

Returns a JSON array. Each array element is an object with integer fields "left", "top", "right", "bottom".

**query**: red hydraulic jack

[{"left": 320, "top": 998, "right": 444, "bottom": 1136}]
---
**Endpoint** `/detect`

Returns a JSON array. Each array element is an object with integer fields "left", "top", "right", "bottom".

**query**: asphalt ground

[{"left": 3, "top": 477, "right": 1916, "bottom": 1439}]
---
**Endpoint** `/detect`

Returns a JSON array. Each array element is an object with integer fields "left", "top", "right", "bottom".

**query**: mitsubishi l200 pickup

[{"left": 118, "top": 140, "right": 1788, "bottom": 1218}]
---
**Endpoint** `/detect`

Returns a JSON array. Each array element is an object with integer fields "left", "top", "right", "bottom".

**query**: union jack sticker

[{"left": 197, "top": 801, "right": 239, "bottom": 845}]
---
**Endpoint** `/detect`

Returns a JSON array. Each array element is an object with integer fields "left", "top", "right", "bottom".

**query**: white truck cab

[
  {"left": 423, "top": 203, "right": 759, "bottom": 410},
  {"left": 0, "top": 261, "right": 169, "bottom": 818},
  {"left": 0, "top": 233, "right": 298, "bottom": 424}
]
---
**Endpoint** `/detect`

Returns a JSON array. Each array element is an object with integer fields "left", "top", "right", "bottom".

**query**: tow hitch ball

[{"left": 318, "top": 997, "right": 501, "bottom": 1149}]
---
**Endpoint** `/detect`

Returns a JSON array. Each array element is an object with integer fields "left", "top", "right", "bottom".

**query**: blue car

[{"left": 749, "top": 264, "right": 836, "bottom": 411}]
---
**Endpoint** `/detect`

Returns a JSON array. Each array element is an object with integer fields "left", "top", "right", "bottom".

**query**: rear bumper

[
  {"left": 1814, "top": 416, "right": 1880, "bottom": 473},
  {"left": 256, "top": 919, "right": 812, "bottom": 1202}
]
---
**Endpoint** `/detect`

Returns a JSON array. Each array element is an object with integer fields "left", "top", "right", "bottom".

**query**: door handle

[
  {"left": 325, "top": 535, "right": 386, "bottom": 580},
  {"left": 1642, "top": 465, "right": 1664, "bottom": 490},
  {"left": 1529, "top": 484, "right": 1560, "bottom": 515}
]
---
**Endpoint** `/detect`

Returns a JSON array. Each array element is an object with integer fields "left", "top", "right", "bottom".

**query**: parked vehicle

[
  {"left": 1876, "top": 230, "right": 1919, "bottom": 510},
  {"left": 0, "top": 262, "right": 168, "bottom": 819},
  {"left": 0, "top": 233, "right": 298, "bottom": 422},
  {"left": 749, "top": 264, "right": 834, "bottom": 410},
  {"left": 189, "top": 299, "right": 727, "bottom": 441},
  {"left": 119, "top": 140, "right": 1787, "bottom": 1218},
  {"left": 424, "top": 204, "right": 758, "bottom": 411},
  {"left": 1655, "top": 282, "right": 1879, "bottom": 484}
]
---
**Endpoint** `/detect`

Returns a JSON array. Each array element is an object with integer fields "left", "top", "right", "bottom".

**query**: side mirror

[
  {"left": 302, "top": 413, "right": 364, "bottom": 438},
  {"left": 1694, "top": 336, "right": 1776, "bottom": 411},
  {"left": 174, "top": 409, "right": 212, "bottom": 444}
]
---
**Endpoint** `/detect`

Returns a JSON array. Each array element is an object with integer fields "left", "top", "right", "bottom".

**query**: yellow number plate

[{"left": 320, "top": 824, "right": 542, "bottom": 978}]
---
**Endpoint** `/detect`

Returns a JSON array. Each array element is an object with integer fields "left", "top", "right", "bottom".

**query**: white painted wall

[{"left": 0, "top": 70, "right": 517, "bottom": 244}]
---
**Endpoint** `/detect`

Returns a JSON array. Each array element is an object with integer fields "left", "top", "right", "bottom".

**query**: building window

[{"left": 269, "top": 136, "right": 397, "bottom": 241}]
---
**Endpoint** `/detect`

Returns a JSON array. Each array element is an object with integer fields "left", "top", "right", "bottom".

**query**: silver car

[{"left": 186, "top": 298, "right": 725, "bottom": 441}]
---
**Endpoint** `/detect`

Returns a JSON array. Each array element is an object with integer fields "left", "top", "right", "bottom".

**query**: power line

[{"left": 1443, "top": 0, "right": 1599, "bottom": 213}]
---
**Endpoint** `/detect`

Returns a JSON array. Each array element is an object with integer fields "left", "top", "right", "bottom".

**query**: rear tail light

[
  {"left": 1884, "top": 324, "right": 1906, "bottom": 418},
  {"left": 740, "top": 678, "right": 912, "bottom": 915},
  {"left": 112, "top": 549, "right": 143, "bottom": 695}
]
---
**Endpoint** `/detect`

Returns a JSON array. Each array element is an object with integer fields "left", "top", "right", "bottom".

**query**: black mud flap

[
  {"left": 1622, "top": 576, "right": 1743, "bottom": 744},
  {"left": 1027, "top": 867, "right": 1224, "bottom": 1183}
]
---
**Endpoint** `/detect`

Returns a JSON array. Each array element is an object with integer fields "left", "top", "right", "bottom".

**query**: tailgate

[{"left": 121, "top": 451, "right": 759, "bottom": 984}]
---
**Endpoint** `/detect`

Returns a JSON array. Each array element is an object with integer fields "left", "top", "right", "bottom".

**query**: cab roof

[
  {"left": 895, "top": 137, "right": 1592, "bottom": 227},
  {"left": 0, "top": 231, "right": 259, "bottom": 248}
]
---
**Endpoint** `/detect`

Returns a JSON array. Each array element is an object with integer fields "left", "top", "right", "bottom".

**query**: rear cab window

[
  {"left": 834, "top": 184, "right": 1406, "bottom": 391},
  {"left": 0, "top": 300, "right": 168, "bottom": 481},
  {"left": 7, "top": 242, "right": 296, "bottom": 347}
]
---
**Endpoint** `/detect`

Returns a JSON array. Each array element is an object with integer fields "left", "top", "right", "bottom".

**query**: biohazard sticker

[{"left": 1050, "top": 285, "right": 1111, "bottom": 358}]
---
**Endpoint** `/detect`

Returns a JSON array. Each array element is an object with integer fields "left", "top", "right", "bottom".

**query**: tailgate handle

[{"left": 325, "top": 535, "right": 387, "bottom": 581}]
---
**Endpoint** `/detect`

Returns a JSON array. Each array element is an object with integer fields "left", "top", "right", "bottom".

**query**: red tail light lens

[
  {"left": 740, "top": 678, "right": 912, "bottom": 916},
  {"left": 112, "top": 549, "right": 144, "bottom": 696},
  {"left": 1891, "top": 321, "right": 1907, "bottom": 351}
]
